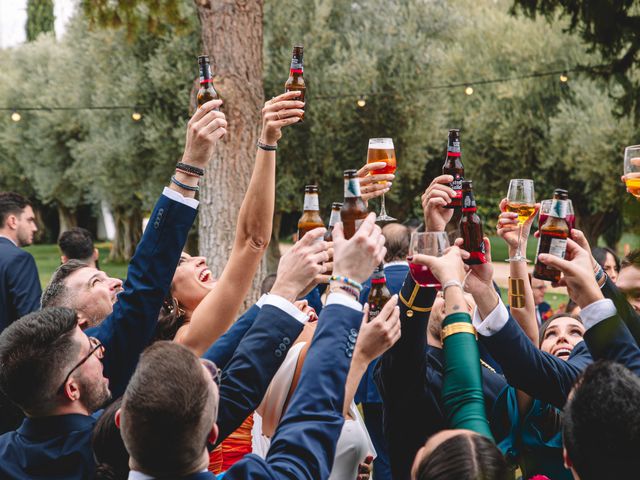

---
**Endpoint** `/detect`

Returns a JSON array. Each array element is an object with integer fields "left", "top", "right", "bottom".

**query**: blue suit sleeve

[
  {"left": 8, "top": 252, "right": 41, "bottom": 318},
  {"left": 584, "top": 314, "right": 640, "bottom": 376},
  {"left": 601, "top": 276, "right": 640, "bottom": 346},
  {"left": 479, "top": 316, "right": 588, "bottom": 408},
  {"left": 210, "top": 304, "right": 304, "bottom": 444},
  {"left": 88, "top": 194, "right": 196, "bottom": 398},
  {"left": 203, "top": 304, "right": 260, "bottom": 370}
]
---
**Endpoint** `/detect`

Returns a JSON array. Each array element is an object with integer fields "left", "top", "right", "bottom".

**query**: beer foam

[{"left": 368, "top": 138, "right": 394, "bottom": 149}]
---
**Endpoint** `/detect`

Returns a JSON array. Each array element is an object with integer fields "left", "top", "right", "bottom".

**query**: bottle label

[
  {"left": 549, "top": 199, "right": 568, "bottom": 219},
  {"left": 328, "top": 209, "right": 341, "bottom": 227},
  {"left": 303, "top": 193, "right": 319, "bottom": 211},
  {"left": 199, "top": 63, "right": 212, "bottom": 84},
  {"left": 548, "top": 238, "right": 567, "bottom": 258},
  {"left": 369, "top": 304, "right": 382, "bottom": 320},
  {"left": 290, "top": 53, "right": 303, "bottom": 73},
  {"left": 450, "top": 174, "right": 463, "bottom": 197},
  {"left": 371, "top": 277, "right": 387, "bottom": 284},
  {"left": 462, "top": 193, "right": 476, "bottom": 211},
  {"left": 447, "top": 140, "right": 461, "bottom": 157},
  {"left": 344, "top": 178, "right": 362, "bottom": 198}
]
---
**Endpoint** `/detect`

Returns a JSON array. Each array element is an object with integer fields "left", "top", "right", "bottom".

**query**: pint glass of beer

[{"left": 367, "top": 138, "right": 396, "bottom": 222}]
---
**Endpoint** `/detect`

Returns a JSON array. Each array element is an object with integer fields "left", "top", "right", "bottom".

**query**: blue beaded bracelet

[
  {"left": 330, "top": 275, "right": 363, "bottom": 292},
  {"left": 171, "top": 175, "right": 200, "bottom": 192}
]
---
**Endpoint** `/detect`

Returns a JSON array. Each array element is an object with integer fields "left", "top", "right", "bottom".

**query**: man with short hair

[
  {"left": 0, "top": 192, "right": 41, "bottom": 332},
  {"left": 562, "top": 361, "right": 640, "bottom": 479},
  {"left": 58, "top": 227, "right": 100, "bottom": 269}
]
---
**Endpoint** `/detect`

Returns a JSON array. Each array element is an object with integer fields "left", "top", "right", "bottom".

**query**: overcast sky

[{"left": 0, "top": 0, "right": 75, "bottom": 48}]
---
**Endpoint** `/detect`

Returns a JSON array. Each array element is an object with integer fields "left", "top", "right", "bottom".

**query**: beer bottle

[
  {"left": 297, "top": 185, "right": 324, "bottom": 240},
  {"left": 534, "top": 189, "right": 570, "bottom": 283},
  {"left": 197, "top": 55, "right": 220, "bottom": 109},
  {"left": 442, "top": 129, "right": 464, "bottom": 209},
  {"left": 367, "top": 264, "right": 392, "bottom": 322},
  {"left": 284, "top": 45, "right": 305, "bottom": 120},
  {"left": 324, "top": 202, "right": 343, "bottom": 242},
  {"left": 459, "top": 180, "right": 486, "bottom": 265},
  {"left": 340, "top": 170, "right": 368, "bottom": 240}
]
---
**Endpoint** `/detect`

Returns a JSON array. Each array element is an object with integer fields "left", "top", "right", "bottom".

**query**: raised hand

[
  {"left": 497, "top": 198, "right": 539, "bottom": 252},
  {"left": 409, "top": 245, "right": 468, "bottom": 285},
  {"left": 260, "top": 91, "right": 304, "bottom": 145},
  {"left": 421, "top": 175, "right": 456, "bottom": 232},
  {"left": 454, "top": 237, "right": 495, "bottom": 294},
  {"left": 181, "top": 99, "right": 227, "bottom": 169},
  {"left": 357, "top": 162, "right": 394, "bottom": 202},
  {"left": 271, "top": 228, "right": 328, "bottom": 302},
  {"left": 332, "top": 213, "right": 386, "bottom": 284},
  {"left": 537, "top": 238, "right": 603, "bottom": 308},
  {"left": 355, "top": 297, "right": 401, "bottom": 364}
]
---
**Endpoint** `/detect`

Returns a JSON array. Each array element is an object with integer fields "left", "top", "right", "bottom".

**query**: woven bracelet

[
  {"left": 175, "top": 167, "right": 200, "bottom": 178},
  {"left": 175, "top": 162, "right": 204, "bottom": 176},
  {"left": 257, "top": 140, "right": 277, "bottom": 151},
  {"left": 330, "top": 275, "right": 363, "bottom": 292},
  {"left": 171, "top": 175, "right": 199, "bottom": 192}
]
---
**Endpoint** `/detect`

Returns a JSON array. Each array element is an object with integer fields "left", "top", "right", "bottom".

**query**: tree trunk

[
  {"left": 57, "top": 204, "right": 77, "bottom": 237},
  {"left": 195, "top": 0, "right": 265, "bottom": 308},
  {"left": 109, "top": 208, "right": 142, "bottom": 262}
]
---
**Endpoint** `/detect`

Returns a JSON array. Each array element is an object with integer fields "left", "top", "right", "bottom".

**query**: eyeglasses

[
  {"left": 201, "top": 358, "right": 221, "bottom": 387},
  {"left": 58, "top": 336, "right": 105, "bottom": 394}
]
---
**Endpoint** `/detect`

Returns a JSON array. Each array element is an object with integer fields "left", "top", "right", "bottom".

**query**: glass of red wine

[
  {"left": 539, "top": 199, "right": 575, "bottom": 231},
  {"left": 408, "top": 232, "right": 450, "bottom": 289}
]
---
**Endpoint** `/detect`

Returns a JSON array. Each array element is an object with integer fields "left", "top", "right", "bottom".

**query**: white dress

[{"left": 251, "top": 342, "right": 376, "bottom": 479}]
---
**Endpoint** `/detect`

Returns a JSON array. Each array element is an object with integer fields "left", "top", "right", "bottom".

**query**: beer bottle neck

[
  {"left": 303, "top": 193, "right": 320, "bottom": 212},
  {"left": 289, "top": 55, "right": 303, "bottom": 75},
  {"left": 328, "top": 208, "right": 341, "bottom": 227},
  {"left": 549, "top": 198, "right": 568, "bottom": 219},
  {"left": 447, "top": 137, "right": 461, "bottom": 157},
  {"left": 199, "top": 63, "right": 213, "bottom": 85},
  {"left": 344, "top": 177, "right": 362, "bottom": 199},
  {"left": 371, "top": 276, "right": 387, "bottom": 285}
]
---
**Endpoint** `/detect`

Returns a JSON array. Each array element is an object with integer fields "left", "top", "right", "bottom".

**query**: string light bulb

[
  {"left": 464, "top": 85, "right": 474, "bottom": 96},
  {"left": 356, "top": 96, "right": 366, "bottom": 108},
  {"left": 559, "top": 72, "right": 569, "bottom": 83},
  {"left": 10, "top": 111, "right": 21, "bottom": 122},
  {"left": 131, "top": 111, "right": 142, "bottom": 121}
]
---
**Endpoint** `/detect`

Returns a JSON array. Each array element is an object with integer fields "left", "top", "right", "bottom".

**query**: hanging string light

[
  {"left": 464, "top": 85, "right": 474, "bottom": 96},
  {"left": 356, "top": 95, "right": 366, "bottom": 108},
  {"left": 131, "top": 111, "right": 143, "bottom": 121},
  {"left": 559, "top": 71, "right": 569, "bottom": 83},
  {"left": 10, "top": 111, "right": 21, "bottom": 122}
]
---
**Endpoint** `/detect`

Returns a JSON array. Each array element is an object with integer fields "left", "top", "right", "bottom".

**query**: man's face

[
  {"left": 65, "top": 267, "right": 124, "bottom": 326},
  {"left": 531, "top": 278, "right": 547, "bottom": 305},
  {"left": 617, "top": 265, "right": 640, "bottom": 313},
  {"left": 15, "top": 206, "right": 37, "bottom": 247},
  {"left": 69, "top": 327, "right": 111, "bottom": 412}
]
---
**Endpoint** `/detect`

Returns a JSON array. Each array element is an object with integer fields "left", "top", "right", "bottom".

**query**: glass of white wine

[{"left": 505, "top": 179, "right": 536, "bottom": 262}]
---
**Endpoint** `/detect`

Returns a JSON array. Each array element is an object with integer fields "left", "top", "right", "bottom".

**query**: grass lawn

[{"left": 25, "top": 243, "right": 129, "bottom": 289}]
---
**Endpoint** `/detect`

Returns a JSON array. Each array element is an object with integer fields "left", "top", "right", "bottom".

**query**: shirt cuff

[
  {"left": 262, "top": 294, "right": 309, "bottom": 324},
  {"left": 162, "top": 187, "right": 199, "bottom": 209},
  {"left": 326, "top": 292, "right": 363, "bottom": 312},
  {"left": 255, "top": 294, "right": 268, "bottom": 308},
  {"left": 581, "top": 298, "right": 617, "bottom": 330},
  {"left": 472, "top": 299, "right": 510, "bottom": 336}
]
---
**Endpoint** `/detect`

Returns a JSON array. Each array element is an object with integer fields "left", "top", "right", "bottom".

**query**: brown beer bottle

[
  {"left": 459, "top": 180, "right": 486, "bottom": 265},
  {"left": 197, "top": 55, "right": 220, "bottom": 109},
  {"left": 324, "top": 202, "right": 343, "bottom": 242},
  {"left": 367, "top": 264, "right": 392, "bottom": 322},
  {"left": 297, "top": 185, "right": 324, "bottom": 240},
  {"left": 442, "top": 129, "right": 464, "bottom": 209},
  {"left": 284, "top": 45, "right": 305, "bottom": 120},
  {"left": 340, "top": 170, "right": 368, "bottom": 240},
  {"left": 534, "top": 189, "right": 570, "bottom": 283}
]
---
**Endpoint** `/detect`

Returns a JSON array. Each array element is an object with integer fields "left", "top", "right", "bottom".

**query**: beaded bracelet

[
  {"left": 329, "top": 275, "right": 363, "bottom": 292},
  {"left": 257, "top": 140, "right": 277, "bottom": 151},
  {"left": 329, "top": 284, "right": 360, "bottom": 301},
  {"left": 171, "top": 175, "right": 200, "bottom": 192},
  {"left": 175, "top": 162, "right": 204, "bottom": 176}
]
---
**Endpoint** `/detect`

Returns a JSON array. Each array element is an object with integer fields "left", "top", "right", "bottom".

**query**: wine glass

[
  {"left": 505, "top": 179, "right": 535, "bottom": 262},
  {"left": 367, "top": 138, "right": 397, "bottom": 221},
  {"left": 408, "top": 232, "right": 450, "bottom": 289},
  {"left": 624, "top": 145, "right": 640, "bottom": 199}
]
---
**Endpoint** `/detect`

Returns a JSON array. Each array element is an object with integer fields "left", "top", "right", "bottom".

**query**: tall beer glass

[
  {"left": 505, "top": 179, "right": 535, "bottom": 262},
  {"left": 624, "top": 145, "right": 640, "bottom": 199},
  {"left": 367, "top": 138, "right": 396, "bottom": 222}
]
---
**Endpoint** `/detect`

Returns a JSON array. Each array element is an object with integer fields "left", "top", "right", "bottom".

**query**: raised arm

[{"left": 176, "top": 92, "right": 304, "bottom": 355}]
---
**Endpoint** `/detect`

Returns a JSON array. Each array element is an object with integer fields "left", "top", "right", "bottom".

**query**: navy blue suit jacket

[
  {"left": 375, "top": 276, "right": 507, "bottom": 480},
  {"left": 479, "top": 315, "right": 592, "bottom": 409},
  {"left": 356, "top": 263, "right": 409, "bottom": 404},
  {"left": 584, "top": 313, "right": 640, "bottom": 376},
  {"left": 0, "top": 193, "right": 196, "bottom": 480},
  {"left": 224, "top": 302, "right": 364, "bottom": 479},
  {"left": 0, "top": 237, "right": 41, "bottom": 332},
  {"left": 601, "top": 276, "right": 640, "bottom": 346}
]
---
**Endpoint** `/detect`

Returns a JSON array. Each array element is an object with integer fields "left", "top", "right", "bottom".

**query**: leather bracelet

[
  {"left": 171, "top": 175, "right": 199, "bottom": 192},
  {"left": 257, "top": 140, "right": 277, "bottom": 151},
  {"left": 175, "top": 162, "right": 204, "bottom": 176},
  {"left": 176, "top": 167, "right": 200, "bottom": 178},
  {"left": 441, "top": 322, "right": 477, "bottom": 341}
]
